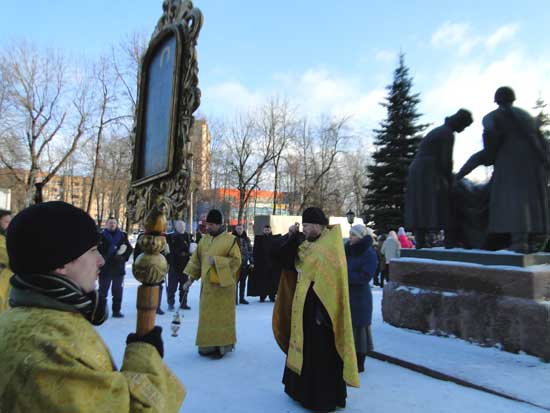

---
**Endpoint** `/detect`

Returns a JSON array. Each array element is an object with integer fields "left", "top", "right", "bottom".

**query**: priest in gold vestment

[
  {"left": 272, "top": 207, "right": 359, "bottom": 412},
  {"left": 0, "top": 209, "right": 12, "bottom": 313},
  {"left": 184, "top": 209, "right": 241, "bottom": 358}
]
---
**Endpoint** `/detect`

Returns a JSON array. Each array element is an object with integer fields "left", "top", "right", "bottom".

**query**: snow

[
  {"left": 395, "top": 256, "right": 550, "bottom": 272},
  {"left": 95, "top": 263, "right": 550, "bottom": 412}
]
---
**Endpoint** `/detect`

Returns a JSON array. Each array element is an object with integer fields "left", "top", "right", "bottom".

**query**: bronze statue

[
  {"left": 456, "top": 87, "right": 550, "bottom": 253},
  {"left": 405, "top": 109, "right": 473, "bottom": 249}
]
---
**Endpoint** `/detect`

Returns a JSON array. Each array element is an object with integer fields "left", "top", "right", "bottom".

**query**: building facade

[{"left": 0, "top": 168, "right": 127, "bottom": 227}]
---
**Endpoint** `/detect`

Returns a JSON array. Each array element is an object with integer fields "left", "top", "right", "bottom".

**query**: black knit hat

[
  {"left": 302, "top": 207, "right": 328, "bottom": 225},
  {"left": 7, "top": 201, "right": 99, "bottom": 274},
  {"left": 206, "top": 209, "right": 223, "bottom": 224}
]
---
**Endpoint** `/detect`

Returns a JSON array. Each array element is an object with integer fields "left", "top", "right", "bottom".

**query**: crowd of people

[
  {"left": 0, "top": 199, "right": 421, "bottom": 412},
  {"left": 0, "top": 85, "right": 544, "bottom": 411}
]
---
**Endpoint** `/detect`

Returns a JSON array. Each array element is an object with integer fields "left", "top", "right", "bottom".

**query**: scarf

[
  {"left": 10, "top": 272, "right": 107, "bottom": 325},
  {"left": 102, "top": 228, "right": 123, "bottom": 258}
]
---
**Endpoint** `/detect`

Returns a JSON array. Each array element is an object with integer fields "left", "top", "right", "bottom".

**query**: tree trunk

[{"left": 272, "top": 159, "right": 279, "bottom": 215}]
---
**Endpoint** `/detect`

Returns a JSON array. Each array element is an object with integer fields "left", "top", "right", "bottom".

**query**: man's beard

[
  {"left": 207, "top": 226, "right": 224, "bottom": 236},
  {"left": 305, "top": 233, "right": 321, "bottom": 242}
]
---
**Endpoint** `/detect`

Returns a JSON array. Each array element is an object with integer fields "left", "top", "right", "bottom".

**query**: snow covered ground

[{"left": 96, "top": 264, "right": 550, "bottom": 412}]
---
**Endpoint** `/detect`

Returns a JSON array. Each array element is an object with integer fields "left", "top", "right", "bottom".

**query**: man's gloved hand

[{"left": 127, "top": 326, "right": 164, "bottom": 358}]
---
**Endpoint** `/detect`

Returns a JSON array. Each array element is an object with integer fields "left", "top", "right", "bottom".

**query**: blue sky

[{"left": 2, "top": 0, "right": 550, "bottom": 172}]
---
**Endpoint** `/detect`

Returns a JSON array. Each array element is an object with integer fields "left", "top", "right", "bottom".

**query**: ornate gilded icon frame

[
  {"left": 127, "top": 0, "right": 203, "bottom": 223},
  {"left": 132, "top": 26, "right": 183, "bottom": 186}
]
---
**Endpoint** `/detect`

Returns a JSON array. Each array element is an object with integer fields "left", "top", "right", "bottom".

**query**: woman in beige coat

[{"left": 380, "top": 231, "right": 401, "bottom": 287}]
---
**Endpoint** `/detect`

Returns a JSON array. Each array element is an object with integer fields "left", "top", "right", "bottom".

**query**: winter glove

[
  {"left": 126, "top": 326, "right": 164, "bottom": 358},
  {"left": 116, "top": 244, "right": 127, "bottom": 256}
]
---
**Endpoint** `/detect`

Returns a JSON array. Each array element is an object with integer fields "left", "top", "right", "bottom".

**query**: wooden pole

[
  {"left": 136, "top": 285, "right": 160, "bottom": 335},
  {"left": 132, "top": 205, "right": 168, "bottom": 335}
]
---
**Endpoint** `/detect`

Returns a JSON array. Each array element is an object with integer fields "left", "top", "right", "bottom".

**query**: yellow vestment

[
  {"left": 0, "top": 234, "right": 11, "bottom": 313},
  {"left": 273, "top": 225, "right": 360, "bottom": 388},
  {"left": 184, "top": 232, "right": 241, "bottom": 347}
]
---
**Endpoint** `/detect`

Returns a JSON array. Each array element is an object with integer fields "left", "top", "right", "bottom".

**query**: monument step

[{"left": 401, "top": 248, "right": 550, "bottom": 267}]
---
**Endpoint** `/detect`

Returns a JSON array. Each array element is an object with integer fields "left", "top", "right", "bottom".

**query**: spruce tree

[
  {"left": 534, "top": 95, "right": 550, "bottom": 139},
  {"left": 363, "top": 54, "right": 428, "bottom": 234}
]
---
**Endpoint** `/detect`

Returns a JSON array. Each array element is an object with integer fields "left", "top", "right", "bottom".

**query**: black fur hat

[
  {"left": 302, "top": 207, "right": 328, "bottom": 225},
  {"left": 206, "top": 209, "right": 223, "bottom": 224}
]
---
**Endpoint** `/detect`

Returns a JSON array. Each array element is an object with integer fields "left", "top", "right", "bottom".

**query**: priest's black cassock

[
  {"left": 273, "top": 231, "right": 347, "bottom": 412},
  {"left": 247, "top": 233, "right": 281, "bottom": 301}
]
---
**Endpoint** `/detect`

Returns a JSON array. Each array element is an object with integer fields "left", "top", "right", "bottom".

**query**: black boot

[
  {"left": 156, "top": 286, "right": 164, "bottom": 314},
  {"left": 180, "top": 290, "right": 191, "bottom": 310},
  {"left": 357, "top": 353, "right": 366, "bottom": 373}
]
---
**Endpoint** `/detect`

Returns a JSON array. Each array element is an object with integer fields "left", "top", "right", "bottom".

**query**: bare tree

[
  {"left": 340, "top": 152, "right": 369, "bottom": 214},
  {"left": 297, "top": 115, "right": 351, "bottom": 212},
  {"left": 96, "top": 134, "right": 132, "bottom": 226},
  {"left": 204, "top": 118, "right": 228, "bottom": 214},
  {"left": 223, "top": 112, "right": 276, "bottom": 223},
  {"left": 112, "top": 31, "right": 148, "bottom": 131},
  {"left": 0, "top": 41, "right": 91, "bottom": 206},
  {"left": 86, "top": 55, "right": 132, "bottom": 213},
  {"left": 280, "top": 152, "right": 301, "bottom": 215},
  {"left": 256, "top": 97, "right": 298, "bottom": 215}
]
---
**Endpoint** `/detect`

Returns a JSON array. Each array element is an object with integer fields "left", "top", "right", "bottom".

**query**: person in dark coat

[
  {"left": 165, "top": 220, "right": 192, "bottom": 310},
  {"left": 233, "top": 224, "right": 253, "bottom": 305},
  {"left": 247, "top": 225, "right": 281, "bottom": 302},
  {"left": 98, "top": 217, "right": 133, "bottom": 318},
  {"left": 345, "top": 225, "right": 378, "bottom": 373},
  {"left": 480, "top": 86, "right": 550, "bottom": 252},
  {"left": 405, "top": 109, "right": 474, "bottom": 248}
]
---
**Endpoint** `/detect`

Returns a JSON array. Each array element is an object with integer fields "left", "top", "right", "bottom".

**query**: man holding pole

[
  {"left": 183, "top": 209, "right": 241, "bottom": 359},
  {"left": 0, "top": 201, "right": 185, "bottom": 412}
]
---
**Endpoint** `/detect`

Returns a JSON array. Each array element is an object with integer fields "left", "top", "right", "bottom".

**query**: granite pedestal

[{"left": 382, "top": 250, "right": 550, "bottom": 360}]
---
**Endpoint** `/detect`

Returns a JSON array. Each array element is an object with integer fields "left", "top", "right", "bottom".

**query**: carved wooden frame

[
  {"left": 127, "top": 0, "right": 203, "bottom": 223},
  {"left": 132, "top": 26, "right": 182, "bottom": 186}
]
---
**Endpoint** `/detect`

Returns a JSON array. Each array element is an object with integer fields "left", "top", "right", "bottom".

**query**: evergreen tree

[
  {"left": 534, "top": 95, "right": 550, "bottom": 140},
  {"left": 363, "top": 54, "right": 428, "bottom": 234}
]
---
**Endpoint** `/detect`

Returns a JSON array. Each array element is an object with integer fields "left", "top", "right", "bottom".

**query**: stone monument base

[{"left": 383, "top": 254, "right": 550, "bottom": 361}]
